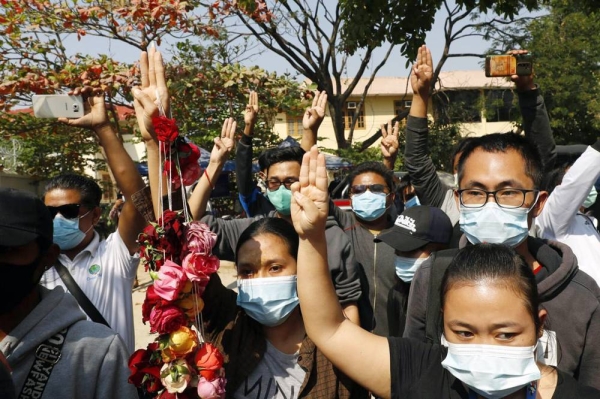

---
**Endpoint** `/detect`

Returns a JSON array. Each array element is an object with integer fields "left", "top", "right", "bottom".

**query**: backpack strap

[
  {"left": 425, "top": 249, "right": 458, "bottom": 344},
  {"left": 54, "top": 260, "right": 110, "bottom": 327},
  {"left": 18, "top": 327, "right": 69, "bottom": 399}
]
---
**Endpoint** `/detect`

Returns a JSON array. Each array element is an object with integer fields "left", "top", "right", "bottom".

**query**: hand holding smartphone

[
  {"left": 485, "top": 54, "right": 533, "bottom": 77},
  {"left": 32, "top": 94, "right": 85, "bottom": 119}
]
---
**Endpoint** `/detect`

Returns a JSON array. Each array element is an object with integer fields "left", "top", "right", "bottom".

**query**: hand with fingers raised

[
  {"left": 381, "top": 120, "right": 400, "bottom": 159},
  {"left": 211, "top": 118, "right": 237, "bottom": 166},
  {"left": 132, "top": 47, "right": 170, "bottom": 143},
  {"left": 507, "top": 49, "right": 535, "bottom": 92},
  {"left": 303, "top": 90, "right": 328, "bottom": 133},
  {"left": 243, "top": 91, "right": 259, "bottom": 136},
  {"left": 410, "top": 45, "right": 433, "bottom": 101},
  {"left": 290, "top": 146, "right": 329, "bottom": 239}
]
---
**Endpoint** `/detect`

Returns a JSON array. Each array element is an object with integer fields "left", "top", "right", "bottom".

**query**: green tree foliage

[
  {"left": 167, "top": 39, "right": 306, "bottom": 154},
  {"left": 524, "top": 2, "right": 600, "bottom": 144}
]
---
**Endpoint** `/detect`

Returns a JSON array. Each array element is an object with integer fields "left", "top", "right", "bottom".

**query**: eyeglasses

[
  {"left": 457, "top": 188, "right": 540, "bottom": 209},
  {"left": 47, "top": 204, "right": 83, "bottom": 219},
  {"left": 267, "top": 177, "right": 299, "bottom": 191},
  {"left": 350, "top": 184, "right": 390, "bottom": 196}
]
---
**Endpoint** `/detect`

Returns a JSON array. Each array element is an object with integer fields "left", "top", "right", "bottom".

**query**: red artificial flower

[
  {"left": 128, "top": 343, "right": 162, "bottom": 388},
  {"left": 182, "top": 162, "right": 201, "bottom": 186},
  {"left": 152, "top": 115, "right": 179, "bottom": 143},
  {"left": 149, "top": 304, "right": 188, "bottom": 335},
  {"left": 194, "top": 343, "right": 224, "bottom": 381},
  {"left": 177, "top": 142, "right": 201, "bottom": 166},
  {"left": 142, "top": 285, "right": 162, "bottom": 323}
]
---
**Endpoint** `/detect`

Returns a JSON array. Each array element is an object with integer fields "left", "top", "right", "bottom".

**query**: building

[{"left": 272, "top": 70, "right": 516, "bottom": 149}]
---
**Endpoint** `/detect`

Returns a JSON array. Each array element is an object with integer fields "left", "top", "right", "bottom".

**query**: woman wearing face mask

[
  {"left": 291, "top": 147, "right": 600, "bottom": 399},
  {"left": 201, "top": 217, "right": 367, "bottom": 398},
  {"left": 377, "top": 205, "right": 453, "bottom": 336}
]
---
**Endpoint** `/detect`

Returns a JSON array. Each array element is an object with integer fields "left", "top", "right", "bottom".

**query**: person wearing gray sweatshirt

[{"left": 0, "top": 188, "right": 136, "bottom": 399}]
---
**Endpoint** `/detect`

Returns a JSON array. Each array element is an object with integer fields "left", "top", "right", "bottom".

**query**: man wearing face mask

[
  {"left": 39, "top": 86, "right": 150, "bottom": 354},
  {"left": 0, "top": 188, "right": 136, "bottom": 398},
  {"left": 535, "top": 145, "right": 600, "bottom": 285},
  {"left": 375, "top": 205, "right": 452, "bottom": 337},
  {"left": 403, "top": 46, "right": 557, "bottom": 249},
  {"left": 403, "top": 132, "right": 600, "bottom": 389}
]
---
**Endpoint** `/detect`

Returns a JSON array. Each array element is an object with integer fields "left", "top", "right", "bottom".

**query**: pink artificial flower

[
  {"left": 184, "top": 222, "right": 217, "bottom": 255},
  {"left": 182, "top": 252, "right": 219, "bottom": 283},
  {"left": 153, "top": 260, "right": 188, "bottom": 301},
  {"left": 197, "top": 376, "right": 226, "bottom": 399}
]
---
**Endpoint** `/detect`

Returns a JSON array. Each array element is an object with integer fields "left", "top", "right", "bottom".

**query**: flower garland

[{"left": 129, "top": 114, "right": 226, "bottom": 398}]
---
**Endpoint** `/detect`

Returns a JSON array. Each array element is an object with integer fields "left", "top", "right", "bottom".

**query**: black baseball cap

[
  {"left": 377, "top": 205, "right": 452, "bottom": 252},
  {"left": 0, "top": 188, "right": 53, "bottom": 247}
]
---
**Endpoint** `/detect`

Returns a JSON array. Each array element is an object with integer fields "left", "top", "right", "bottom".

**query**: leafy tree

[{"left": 208, "top": 0, "right": 541, "bottom": 151}]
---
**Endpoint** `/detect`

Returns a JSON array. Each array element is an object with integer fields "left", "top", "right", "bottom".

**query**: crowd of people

[{"left": 1, "top": 42, "right": 600, "bottom": 399}]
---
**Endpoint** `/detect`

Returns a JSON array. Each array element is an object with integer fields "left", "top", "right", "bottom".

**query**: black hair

[
  {"left": 44, "top": 173, "right": 102, "bottom": 208},
  {"left": 450, "top": 137, "right": 476, "bottom": 172},
  {"left": 348, "top": 161, "right": 395, "bottom": 192},
  {"left": 258, "top": 147, "right": 306, "bottom": 172},
  {"left": 441, "top": 244, "right": 542, "bottom": 334},
  {"left": 457, "top": 133, "right": 544, "bottom": 189},
  {"left": 235, "top": 218, "right": 299, "bottom": 264}
]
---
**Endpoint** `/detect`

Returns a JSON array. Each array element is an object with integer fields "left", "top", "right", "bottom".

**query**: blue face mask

[
  {"left": 266, "top": 186, "right": 292, "bottom": 216},
  {"left": 394, "top": 255, "right": 429, "bottom": 283},
  {"left": 583, "top": 186, "right": 597, "bottom": 209},
  {"left": 459, "top": 202, "right": 534, "bottom": 247},
  {"left": 236, "top": 275, "right": 299, "bottom": 327},
  {"left": 352, "top": 191, "right": 388, "bottom": 221},
  {"left": 53, "top": 213, "right": 89, "bottom": 250},
  {"left": 404, "top": 195, "right": 421, "bottom": 209}
]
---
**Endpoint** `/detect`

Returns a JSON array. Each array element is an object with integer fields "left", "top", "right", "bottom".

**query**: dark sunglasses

[
  {"left": 47, "top": 204, "right": 82, "bottom": 219},
  {"left": 350, "top": 184, "right": 389, "bottom": 195}
]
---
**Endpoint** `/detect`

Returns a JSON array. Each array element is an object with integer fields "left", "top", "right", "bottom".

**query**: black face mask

[{"left": 0, "top": 255, "right": 44, "bottom": 314}]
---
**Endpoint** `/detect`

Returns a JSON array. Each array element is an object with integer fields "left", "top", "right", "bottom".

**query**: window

[
  {"left": 343, "top": 101, "right": 365, "bottom": 130},
  {"left": 100, "top": 172, "right": 115, "bottom": 203},
  {"left": 433, "top": 90, "right": 482, "bottom": 124},
  {"left": 286, "top": 116, "right": 303, "bottom": 138},
  {"left": 484, "top": 89, "right": 517, "bottom": 122}
]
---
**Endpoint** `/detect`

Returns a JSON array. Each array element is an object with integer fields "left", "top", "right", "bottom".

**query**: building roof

[
  {"left": 341, "top": 70, "right": 512, "bottom": 97},
  {"left": 9, "top": 103, "right": 134, "bottom": 120}
]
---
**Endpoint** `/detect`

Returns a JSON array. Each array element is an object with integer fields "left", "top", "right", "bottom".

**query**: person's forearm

[
  {"left": 236, "top": 135, "right": 256, "bottom": 197},
  {"left": 518, "top": 86, "right": 556, "bottom": 173},
  {"left": 298, "top": 234, "right": 347, "bottom": 340},
  {"left": 95, "top": 124, "right": 145, "bottom": 197},
  {"left": 409, "top": 95, "right": 428, "bottom": 118},
  {"left": 383, "top": 156, "right": 397, "bottom": 171},
  {"left": 188, "top": 161, "right": 224, "bottom": 220},
  {"left": 145, "top": 140, "right": 161, "bottom": 219},
  {"left": 300, "top": 128, "right": 317, "bottom": 152}
]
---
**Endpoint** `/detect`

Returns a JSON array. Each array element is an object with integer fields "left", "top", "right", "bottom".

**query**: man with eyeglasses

[
  {"left": 403, "top": 132, "right": 600, "bottom": 389},
  {"left": 39, "top": 87, "right": 150, "bottom": 354}
]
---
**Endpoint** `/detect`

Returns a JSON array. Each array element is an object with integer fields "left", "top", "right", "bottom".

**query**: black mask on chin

[{"left": 0, "top": 255, "right": 44, "bottom": 314}]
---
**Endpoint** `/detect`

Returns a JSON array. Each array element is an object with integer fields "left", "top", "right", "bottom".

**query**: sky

[{"left": 62, "top": 4, "right": 543, "bottom": 83}]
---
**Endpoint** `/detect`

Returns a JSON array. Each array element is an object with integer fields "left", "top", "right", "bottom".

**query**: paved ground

[{"left": 132, "top": 260, "right": 238, "bottom": 350}]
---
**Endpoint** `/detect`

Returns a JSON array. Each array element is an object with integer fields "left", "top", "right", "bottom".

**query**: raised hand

[
  {"left": 243, "top": 91, "right": 259, "bottom": 135},
  {"left": 211, "top": 117, "right": 237, "bottom": 165},
  {"left": 131, "top": 47, "right": 169, "bottom": 143},
  {"left": 302, "top": 90, "right": 327, "bottom": 132},
  {"left": 507, "top": 49, "right": 535, "bottom": 91},
  {"left": 380, "top": 120, "right": 400, "bottom": 159},
  {"left": 410, "top": 45, "right": 433, "bottom": 100},
  {"left": 58, "top": 86, "right": 109, "bottom": 130},
  {"left": 290, "top": 146, "right": 329, "bottom": 238}
]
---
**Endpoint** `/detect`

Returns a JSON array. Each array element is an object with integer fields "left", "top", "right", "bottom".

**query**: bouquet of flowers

[{"left": 129, "top": 113, "right": 226, "bottom": 398}]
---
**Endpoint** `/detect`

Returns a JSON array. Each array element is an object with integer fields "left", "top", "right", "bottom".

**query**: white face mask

[
  {"left": 440, "top": 335, "right": 540, "bottom": 399},
  {"left": 394, "top": 255, "right": 430, "bottom": 283}
]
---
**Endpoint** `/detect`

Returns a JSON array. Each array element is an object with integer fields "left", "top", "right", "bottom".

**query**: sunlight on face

[
  {"left": 443, "top": 281, "right": 538, "bottom": 347},
  {"left": 236, "top": 233, "right": 297, "bottom": 279}
]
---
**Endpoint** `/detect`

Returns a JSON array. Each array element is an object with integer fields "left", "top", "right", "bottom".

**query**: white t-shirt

[
  {"left": 234, "top": 340, "right": 306, "bottom": 399},
  {"left": 39, "top": 231, "right": 139, "bottom": 353}
]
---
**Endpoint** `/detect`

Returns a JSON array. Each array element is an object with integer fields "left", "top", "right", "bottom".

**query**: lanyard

[{"left": 468, "top": 381, "right": 537, "bottom": 399}]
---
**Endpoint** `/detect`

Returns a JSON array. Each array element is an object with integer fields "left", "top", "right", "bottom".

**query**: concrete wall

[{"left": 0, "top": 172, "right": 44, "bottom": 196}]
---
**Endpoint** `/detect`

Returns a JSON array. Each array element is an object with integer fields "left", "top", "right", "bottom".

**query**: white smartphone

[{"left": 32, "top": 94, "right": 85, "bottom": 118}]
